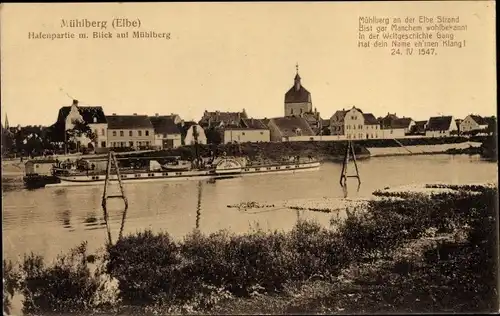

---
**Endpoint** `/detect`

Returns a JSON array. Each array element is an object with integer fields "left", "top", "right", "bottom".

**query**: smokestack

[{"left": 72, "top": 99, "right": 79, "bottom": 106}]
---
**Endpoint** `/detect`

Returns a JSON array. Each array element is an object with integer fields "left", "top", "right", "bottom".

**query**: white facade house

[
  {"left": 330, "top": 107, "right": 381, "bottom": 140},
  {"left": 223, "top": 128, "right": 270, "bottom": 144},
  {"left": 59, "top": 100, "right": 108, "bottom": 149},
  {"left": 180, "top": 122, "right": 207, "bottom": 145},
  {"left": 425, "top": 116, "right": 458, "bottom": 137},
  {"left": 460, "top": 115, "right": 490, "bottom": 133},
  {"left": 150, "top": 115, "right": 183, "bottom": 149}
]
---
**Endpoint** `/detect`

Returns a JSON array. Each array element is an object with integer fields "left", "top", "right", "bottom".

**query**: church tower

[
  {"left": 4, "top": 114, "right": 9, "bottom": 129},
  {"left": 284, "top": 64, "right": 312, "bottom": 116}
]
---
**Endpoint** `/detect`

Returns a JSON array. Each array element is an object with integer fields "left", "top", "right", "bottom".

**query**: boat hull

[{"left": 47, "top": 162, "right": 321, "bottom": 187}]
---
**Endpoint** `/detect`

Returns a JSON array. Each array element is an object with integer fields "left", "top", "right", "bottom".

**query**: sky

[{"left": 1, "top": 2, "right": 496, "bottom": 127}]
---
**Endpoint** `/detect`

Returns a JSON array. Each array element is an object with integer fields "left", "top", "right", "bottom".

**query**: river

[{"left": 2, "top": 154, "right": 497, "bottom": 263}]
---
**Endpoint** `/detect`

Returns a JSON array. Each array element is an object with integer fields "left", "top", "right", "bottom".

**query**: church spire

[
  {"left": 4, "top": 113, "right": 9, "bottom": 129},
  {"left": 294, "top": 63, "right": 301, "bottom": 91}
]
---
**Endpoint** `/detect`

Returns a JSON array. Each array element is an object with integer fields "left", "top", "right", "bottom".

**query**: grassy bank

[
  {"left": 120, "top": 141, "right": 370, "bottom": 164},
  {"left": 3, "top": 184, "right": 498, "bottom": 315}
]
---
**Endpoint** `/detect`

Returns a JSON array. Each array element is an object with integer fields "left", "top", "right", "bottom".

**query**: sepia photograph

[{"left": 1, "top": 1, "right": 498, "bottom": 315}]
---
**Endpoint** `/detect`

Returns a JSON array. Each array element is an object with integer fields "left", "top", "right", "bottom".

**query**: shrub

[
  {"left": 3, "top": 259, "right": 21, "bottom": 315},
  {"left": 105, "top": 230, "right": 182, "bottom": 305},
  {"left": 19, "top": 241, "right": 100, "bottom": 314}
]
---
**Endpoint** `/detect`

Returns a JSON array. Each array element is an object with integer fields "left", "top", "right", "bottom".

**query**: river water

[{"left": 2, "top": 154, "right": 497, "bottom": 263}]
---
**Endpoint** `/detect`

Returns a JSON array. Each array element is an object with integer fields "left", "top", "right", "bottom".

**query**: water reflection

[
  {"left": 61, "top": 210, "right": 72, "bottom": 229},
  {"left": 341, "top": 181, "right": 361, "bottom": 198},
  {"left": 196, "top": 181, "right": 202, "bottom": 230}
]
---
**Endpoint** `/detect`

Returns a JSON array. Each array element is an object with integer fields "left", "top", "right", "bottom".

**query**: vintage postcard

[{"left": 1, "top": 1, "right": 498, "bottom": 315}]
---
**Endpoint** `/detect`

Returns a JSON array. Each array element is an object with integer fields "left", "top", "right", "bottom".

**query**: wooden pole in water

[
  {"left": 101, "top": 151, "right": 129, "bottom": 245},
  {"left": 339, "top": 140, "right": 361, "bottom": 186}
]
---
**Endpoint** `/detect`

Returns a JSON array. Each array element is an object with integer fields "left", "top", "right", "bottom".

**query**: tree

[{"left": 66, "top": 120, "right": 97, "bottom": 151}]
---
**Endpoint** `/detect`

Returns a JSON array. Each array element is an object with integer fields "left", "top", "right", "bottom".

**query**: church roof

[
  {"left": 285, "top": 85, "right": 311, "bottom": 103},
  {"left": 285, "top": 68, "right": 311, "bottom": 103}
]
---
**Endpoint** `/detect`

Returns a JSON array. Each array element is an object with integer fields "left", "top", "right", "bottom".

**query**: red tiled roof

[
  {"left": 240, "top": 118, "right": 268, "bottom": 129},
  {"left": 106, "top": 115, "right": 153, "bottom": 129},
  {"left": 427, "top": 116, "right": 453, "bottom": 131},
  {"left": 200, "top": 110, "right": 248, "bottom": 126},
  {"left": 271, "top": 116, "right": 315, "bottom": 137},
  {"left": 363, "top": 113, "right": 379, "bottom": 125},
  {"left": 149, "top": 116, "right": 181, "bottom": 135},
  {"left": 469, "top": 115, "right": 489, "bottom": 125}
]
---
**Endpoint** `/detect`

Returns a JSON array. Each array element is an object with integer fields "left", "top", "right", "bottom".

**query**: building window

[
  {"left": 138, "top": 141, "right": 142, "bottom": 146},
  {"left": 112, "top": 131, "right": 117, "bottom": 136},
  {"left": 129, "top": 141, "right": 133, "bottom": 147},
  {"left": 138, "top": 131, "right": 142, "bottom": 136},
  {"left": 242, "top": 132, "right": 245, "bottom": 135},
  {"left": 260, "top": 131, "right": 263, "bottom": 135},
  {"left": 101, "top": 141, "right": 106, "bottom": 147},
  {"left": 129, "top": 131, "right": 133, "bottom": 136},
  {"left": 145, "top": 130, "right": 149, "bottom": 136},
  {"left": 101, "top": 129, "right": 105, "bottom": 136},
  {"left": 120, "top": 131, "right": 124, "bottom": 136},
  {"left": 291, "top": 109, "right": 294, "bottom": 115}
]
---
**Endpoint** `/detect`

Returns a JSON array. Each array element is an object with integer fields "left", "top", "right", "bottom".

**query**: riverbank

[
  {"left": 3, "top": 183, "right": 497, "bottom": 315},
  {"left": 367, "top": 141, "right": 483, "bottom": 157}
]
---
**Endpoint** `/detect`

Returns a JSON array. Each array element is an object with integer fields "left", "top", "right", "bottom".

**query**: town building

[
  {"left": 178, "top": 121, "right": 207, "bottom": 145},
  {"left": 425, "top": 116, "right": 458, "bottom": 137},
  {"left": 223, "top": 118, "right": 270, "bottom": 144},
  {"left": 379, "top": 113, "right": 415, "bottom": 137},
  {"left": 199, "top": 110, "right": 248, "bottom": 129},
  {"left": 284, "top": 64, "right": 312, "bottom": 117},
  {"left": 50, "top": 99, "right": 108, "bottom": 149},
  {"left": 410, "top": 120, "right": 428, "bottom": 135},
  {"left": 329, "top": 106, "right": 380, "bottom": 140},
  {"left": 106, "top": 114, "right": 155, "bottom": 149},
  {"left": 268, "top": 116, "right": 315, "bottom": 142},
  {"left": 362, "top": 113, "right": 381, "bottom": 139},
  {"left": 283, "top": 65, "right": 322, "bottom": 133},
  {"left": 149, "top": 115, "right": 182, "bottom": 149},
  {"left": 460, "top": 115, "right": 491, "bottom": 134}
]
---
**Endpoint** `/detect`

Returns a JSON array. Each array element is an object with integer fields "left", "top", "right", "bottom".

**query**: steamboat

[{"left": 48, "top": 155, "right": 321, "bottom": 187}]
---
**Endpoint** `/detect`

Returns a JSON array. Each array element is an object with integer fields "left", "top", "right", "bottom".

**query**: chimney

[
  {"left": 133, "top": 113, "right": 137, "bottom": 115},
  {"left": 72, "top": 99, "right": 79, "bottom": 106},
  {"left": 112, "top": 113, "right": 116, "bottom": 115},
  {"left": 155, "top": 113, "right": 159, "bottom": 117}
]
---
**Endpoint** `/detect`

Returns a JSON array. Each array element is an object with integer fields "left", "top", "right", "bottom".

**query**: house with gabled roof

[
  {"left": 268, "top": 116, "right": 315, "bottom": 142},
  {"left": 425, "top": 115, "right": 458, "bottom": 137},
  {"left": 106, "top": 113, "right": 155, "bottom": 149},
  {"left": 50, "top": 99, "right": 108, "bottom": 149},
  {"left": 329, "top": 106, "right": 381, "bottom": 140},
  {"left": 460, "top": 114, "right": 492, "bottom": 134},
  {"left": 199, "top": 109, "right": 248, "bottom": 129},
  {"left": 223, "top": 118, "right": 270, "bottom": 144},
  {"left": 410, "top": 120, "right": 428, "bottom": 135},
  {"left": 149, "top": 115, "right": 182, "bottom": 149},
  {"left": 379, "top": 113, "right": 415, "bottom": 137},
  {"left": 177, "top": 121, "right": 207, "bottom": 145}
]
